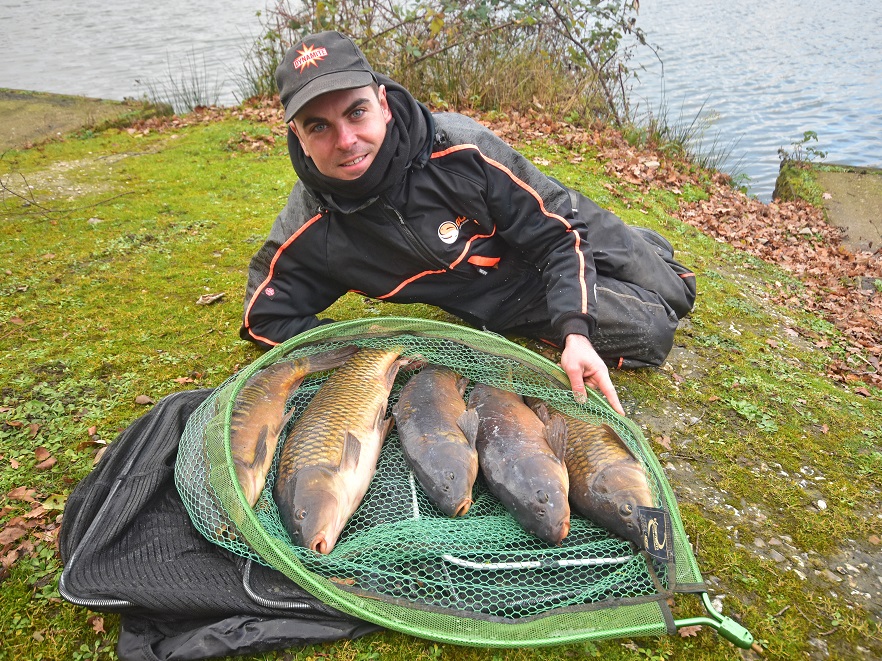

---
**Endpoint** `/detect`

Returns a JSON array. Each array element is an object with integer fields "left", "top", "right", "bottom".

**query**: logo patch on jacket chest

[{"left": 437, "top": 216, "right": 475, "bottom": 244}]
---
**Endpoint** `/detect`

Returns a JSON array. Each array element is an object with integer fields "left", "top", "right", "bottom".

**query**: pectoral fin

[
  {"left": 601, "top": 423, "right": 638, "bottom": 460},
  {"left": 544, "top": 413, "right": 568, "bottom": 463},
  {"left": 456, "top": 408, "right": 480, "bottom": 450},
  {"left": 340, "top": 431, "right": 362, "bottom": 472}
]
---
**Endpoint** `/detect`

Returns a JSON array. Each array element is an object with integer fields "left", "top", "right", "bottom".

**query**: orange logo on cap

[{"left": 292, "top": 45, "right": 328, "bottom": 73}]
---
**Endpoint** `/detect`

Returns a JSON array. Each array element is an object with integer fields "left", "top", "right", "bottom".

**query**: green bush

[{"left": 239, "top": 0, "right": 648, "bottom": 124}]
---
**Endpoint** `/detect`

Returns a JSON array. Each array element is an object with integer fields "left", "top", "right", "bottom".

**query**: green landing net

[{"left": 174, "top": 317, "right": 754, "bottom": 649}]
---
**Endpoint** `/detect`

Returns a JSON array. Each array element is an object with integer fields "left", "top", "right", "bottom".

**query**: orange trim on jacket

[{"left": 242, "top": 212, "right": 325, "bottom": 346}]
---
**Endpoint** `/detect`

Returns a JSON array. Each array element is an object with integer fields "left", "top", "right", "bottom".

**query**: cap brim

[{"left": 283, "top": 71, "right": 375, "bottom": 123}]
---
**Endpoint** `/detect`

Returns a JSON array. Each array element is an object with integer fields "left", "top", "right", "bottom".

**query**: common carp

[
  {"left": 274, "top": 347, "right": 408, "bottom": 554},
  {"left": 392, "top": 364, "right": 479, "bottom": 517},
  {"left": 468, "top": 383, "right": 570, "bottom": 545},
  {"left": 529, "top": 399, "right": 654, "bottom": 547},
  {"left": 229, "top": 345, "right": 360, "bottom": 507}
]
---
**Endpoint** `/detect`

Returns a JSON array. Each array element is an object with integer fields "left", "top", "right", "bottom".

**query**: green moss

[{"left": 772, "top": 160, "right": 825, "bottom": 204}]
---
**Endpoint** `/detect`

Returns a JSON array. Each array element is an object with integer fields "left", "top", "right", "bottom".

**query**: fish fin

[
  {"left": 531, "top": 400, "right": 551, "bottom": 425},
  {"left": 279, "top": 405, "right": 297, "bottom": 431},
  {"left": 544, "top": 414, "right": 568, "bottom": 463},
  {"left": 455, "top": 375, "right": 470, "bottom": 397},
  {"left": 381, "top": 413, "right": 395, "bottom": 440},
  {"left": 305, "top": 345, "right": 360, "bottom": 373},
  {"left": 384, "top": 356, "right": 409, "bottom": 390},
  {"left": 601, "top": 423, "right": 638, "bottom": 460},
  {"left": 456, "top": 408, "right": 480, "bottom": 449},
  {"left": 340, "top": 432, "right": 362, "bottom": 472},
  {"left": 523, "top": 395, "right": 542, "bottom": 411},
  {"left": 251, "top": 424, "right": 269, "bottom": 469}
]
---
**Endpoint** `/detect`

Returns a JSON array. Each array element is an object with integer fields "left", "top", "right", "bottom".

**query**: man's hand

[{"left": 560, "top": 333, "right": 625, "bottom": 416}]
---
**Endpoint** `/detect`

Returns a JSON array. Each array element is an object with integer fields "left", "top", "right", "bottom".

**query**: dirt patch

[{"left": 816, "top": 168, "right": 882, "bottom": 253}]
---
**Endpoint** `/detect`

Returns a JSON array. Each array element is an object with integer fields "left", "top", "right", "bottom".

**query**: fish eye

[
  {"left": 619, "top": 503, "right": 633, "bottom": 516},
  {"left": 296, "top": 508, "right": 308, "bottom": 520},
  {"left": 536, "top": 490, "right": 549, "bottom": 504}
]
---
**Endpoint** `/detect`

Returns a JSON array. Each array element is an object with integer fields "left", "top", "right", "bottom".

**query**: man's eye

[{"left": 350, "top": 108, "right": 365, "bottom": 119}]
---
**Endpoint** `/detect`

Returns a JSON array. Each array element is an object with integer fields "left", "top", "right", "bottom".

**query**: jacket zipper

[{"left": 382, "top": 198, "right": 450, "bottom": 271}]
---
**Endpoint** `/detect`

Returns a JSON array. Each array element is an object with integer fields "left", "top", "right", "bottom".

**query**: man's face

[{"left": 290, "top": 85, "right": 392, "bottom": 180}]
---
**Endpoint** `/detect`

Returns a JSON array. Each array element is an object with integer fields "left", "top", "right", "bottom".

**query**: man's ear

[
  {"left": 377, "top": 85, "right": 393, "bottom": 125},
  {"left": 288, "top": 121, "right": 310, "bottom": 157}
]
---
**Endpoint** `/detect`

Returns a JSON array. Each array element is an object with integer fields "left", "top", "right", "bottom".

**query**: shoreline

[{"left": 3, "top": 88, "right": 880, "bottom": 255}]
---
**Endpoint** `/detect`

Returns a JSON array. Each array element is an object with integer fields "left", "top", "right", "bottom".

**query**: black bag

[{"left": 59, "top": 389, "right": 381, "bottom": 661}]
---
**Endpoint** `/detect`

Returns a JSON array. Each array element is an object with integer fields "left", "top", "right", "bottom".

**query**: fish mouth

[
  {"left": 308, "top": 533, "right": 334, "bottom": 555},
  {"left": 453, "top": 498, "right": 473, "bottom": 517},
  {"left": 553, "top": 520, "right": 571, "bottom": 545}
]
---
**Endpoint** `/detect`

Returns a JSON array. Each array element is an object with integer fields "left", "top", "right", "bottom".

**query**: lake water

[
  {"left": 0, "top": 0, "right": 268, "bottom": 107},
  {"left": 630, "top": 0, "right": 882, "bottom": 200},
  {"left": 2, "top": 1, "right": 880, "bottom": 201}
]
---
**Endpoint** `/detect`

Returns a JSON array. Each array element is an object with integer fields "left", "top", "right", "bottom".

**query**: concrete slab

[{"left": 816, "top": 167, "right": 882, "bottom": 253}]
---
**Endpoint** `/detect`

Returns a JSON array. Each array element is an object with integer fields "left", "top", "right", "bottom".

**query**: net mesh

[{"left": 175, "top": 317, "right": 703, "bottom": 646}]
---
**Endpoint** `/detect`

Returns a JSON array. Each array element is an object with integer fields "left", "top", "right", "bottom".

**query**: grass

[{"left": 1, "top": 113, "right": 881, "bottom": 661}]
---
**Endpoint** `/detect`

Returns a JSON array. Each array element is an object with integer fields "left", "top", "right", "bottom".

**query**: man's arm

[{"left": 240, "top": 186, "right": 347, "bottom": 349}]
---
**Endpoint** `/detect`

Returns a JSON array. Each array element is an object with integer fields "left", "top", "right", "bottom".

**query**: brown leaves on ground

[
  {"left": 131, "top": 97, "right": 881, "bottom": 390},
  {"left": 1, "top": 486, "right": 63, "bottom": 582},
  {"left": 675, "top": 182, "right": 881, "bottom": 389}
]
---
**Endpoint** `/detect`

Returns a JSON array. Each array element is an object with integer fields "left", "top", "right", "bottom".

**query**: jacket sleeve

[
  {"left": 239, "top": 184, "right": 347, "bottom": 349},
  {"left": 440, "top": 114, "right": 598, "bottom": 340}
]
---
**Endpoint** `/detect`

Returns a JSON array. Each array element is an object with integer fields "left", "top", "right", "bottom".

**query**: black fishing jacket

[{"left": 240, "top": 112, "right": 598, "bottom": 349}]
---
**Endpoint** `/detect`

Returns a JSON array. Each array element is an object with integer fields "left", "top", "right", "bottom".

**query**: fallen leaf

[
  {"left": 173, "top": 376, "right": 195, "bottom": 384},
  {"left": 24, "top": 505, "right": 47, "bottom": 520},
  {"left": 7, "top": 487, "right": 38, "bottom": 503},
  {"left": 28, "top": 423, "right": 41, "bottom": 438},
  {"left": 855, "top": 387, "right": 871, "bottom": 397},
  {"left": 135, "top": 395, "right": 155, "bottom": 405},
  {"left": 766, "top": 338, "right": 779, "bottom": 349},
  {"left": 707, "top": 395, "right": 720, "bottom": 402},
  {"left": 195, "top": 292, "right": 225, "bottom": 305},
  {"left": 678, "top": 625, "right": 702, "bottom": 637},
  {"left": 655, "top": 435, "right": 672, "bottom": 451},
  {"left": 87, "top": 425, "right": 97, "bottom": 436},
  {"left": 0, "top": 524, "right": 28, "bottom": 546},
  {"left": 822, "top": 192, "right": 832, "bottom": 200},
  {"left": 42, "top": 494, "right": 66, "bottom": 511},
  {"left": 9, "top": 317, "right": 25, "bottom": 325},
  {"left": 34, "top": 447, "right": 51, "bottom": 462},
  {"left": 2, "top": 548, "right": 22, "bottom": 570},
  {"left": 820, "top": 424, "right": 829, "bottom": 434},
  {"left": 35, "top": 457, "right": 57, "bottom": 470},
  {"left": 88, "top": 615, "right": 105, "bottom": 634}
]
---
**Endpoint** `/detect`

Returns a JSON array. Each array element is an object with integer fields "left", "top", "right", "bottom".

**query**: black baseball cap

[{"left": 276, "top": 31, "right": 377, "bottom": 123}]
